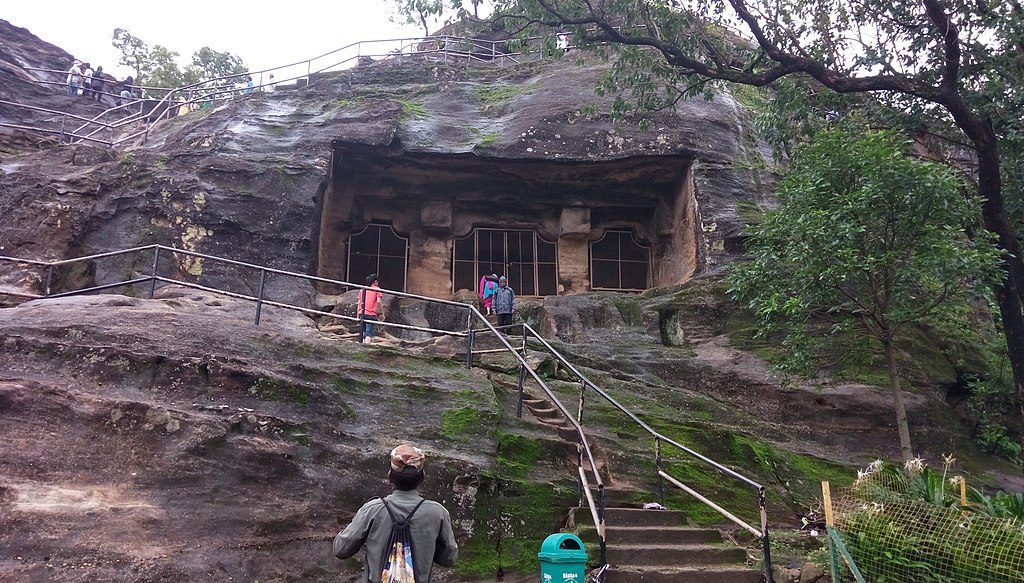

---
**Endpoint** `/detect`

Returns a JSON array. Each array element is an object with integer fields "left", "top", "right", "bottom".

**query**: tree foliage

[
  {"left": 111, "top": 27, "right": 148, "bottom": 80},
  {"left": 389, "top": 0, "right": 493, "bottom": 35},
  {"left": 190, "top": 46, "right": 247, "bottom": 82},
  {"left": 110, "top": 29, "right": 247, "bottom": 91},
  {"left": 728, "top": 129, "right": 1001, "bottom": 460},
  {"left": 463, "top": 0, "right": 1024, "bottom": 423}
]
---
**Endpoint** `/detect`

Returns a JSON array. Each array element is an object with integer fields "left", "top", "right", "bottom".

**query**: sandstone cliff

[{"left": 0, "top": 23, "right": 1017, "bottom": 583}]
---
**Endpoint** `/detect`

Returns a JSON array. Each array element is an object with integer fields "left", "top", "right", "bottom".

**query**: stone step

[
  {"left": 527, "top": 405, "right": 560, "bottom": 418},
  {"left": 536, "top": 417, "right": 565, "bottom": 428},
  {"left": 529, "top": 410, "right": 565, "bottom": 423},
  {"left": 575, "top": 507, "right": 688, "bottom": 528},
  {"left": 579, "top": 526, "right": 722, "bottom": 545},
  {"left": 556, "top": 426, "right": 579, "bottom": 441},
  {"left": 606, "top": 566, "right": 762, "bottom": 583},
  {"left": 606, "top": 543, "right": 746, "bottom": 566}
]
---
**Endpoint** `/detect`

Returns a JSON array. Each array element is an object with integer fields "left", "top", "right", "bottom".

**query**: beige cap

[{"left": 390, "top": 444, "right": 425, "bottom": 472}]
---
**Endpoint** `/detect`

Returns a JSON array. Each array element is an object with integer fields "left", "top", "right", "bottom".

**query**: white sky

[{"left": 4, "top": 1, "right": 419, "bottom": 78}]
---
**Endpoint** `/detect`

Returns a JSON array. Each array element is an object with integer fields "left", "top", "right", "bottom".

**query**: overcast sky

[{"left": 5, "top": 2, "right": 419, "bottom": 78}]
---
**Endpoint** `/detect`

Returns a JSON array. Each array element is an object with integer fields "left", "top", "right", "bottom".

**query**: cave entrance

[
  {"left": 318, "top": 145, "right": 701, "bottom": 297},
  {"left": 453, "top": 228, "right": 558, "bottom": 296},
  {"left": 347, "top": 223, "right": 409, "bottom": 291}
]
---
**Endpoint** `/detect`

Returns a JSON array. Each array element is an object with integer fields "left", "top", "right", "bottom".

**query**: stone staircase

[
  {"left": 575, "top": 508, "right": 762, "bottom": 582},
  {"left": 508, "top": 373, "right": 761, "bottom": 581}
]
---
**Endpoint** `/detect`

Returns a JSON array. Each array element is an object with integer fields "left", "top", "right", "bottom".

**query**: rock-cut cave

[{"left": 316, "top": 142, "right": 702, "bottom": 297}]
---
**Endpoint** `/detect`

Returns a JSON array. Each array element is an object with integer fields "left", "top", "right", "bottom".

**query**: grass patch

[
  {"left": 456, "top": 477, "right": 576, "bottom": 579},
  {"left": 496, "top": 431, "right": 543, "bottom": 479},
  {"left": 466, "top": 126, "right": 501, "bottom": 148},
  {"left": 440, "top": 406, "right": 482, "bottom": 440},
  {"left": 474, "top": 83, "right": 535, "bottom": 114},
  {"left": 475, "top": 84, "right": 528, "bottom": 104},
  {"left": 249, "top": 377, "right": 311, "bottom": 405},
  {"left": 398, "top": 99, "right": 427, "bottom": 121}
]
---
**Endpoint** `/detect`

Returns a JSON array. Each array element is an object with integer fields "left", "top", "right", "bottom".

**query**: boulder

[
  {"left": 536, "top": 294, "right": 624, "bottom": 342},
  {"left": 800, "top": 562, "right": 826, "bottom": 583}
]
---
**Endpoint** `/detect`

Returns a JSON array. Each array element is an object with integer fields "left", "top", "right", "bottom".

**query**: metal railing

[
  {"left": 10, "top": 34, "right": 524, "bottom": 147},
  {"left": 0, "top": 243, "right": 774, "bottom": 581},
  {"left": 0, "top": 99, "right": 121, "bottom": 145},
  {"left": 0, "top": 243, "right": 608, "bottom": 578},
  {"left": 512, "top": 322, "right": 774, "bottom": 581}
]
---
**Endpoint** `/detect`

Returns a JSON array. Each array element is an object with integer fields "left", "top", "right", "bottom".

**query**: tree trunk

[
  {"left": 884, "top": 337, "right": 915, "bottom": 462},
  {"left": 967, "top": 122, "right": 1024, "bottom": 425}
]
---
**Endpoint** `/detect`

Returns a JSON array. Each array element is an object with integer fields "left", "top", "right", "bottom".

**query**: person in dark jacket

[
  {"left": 91, "top": 66, "right": 105, "bottom": 102},
  {"left": 334, "top": 444, "right": 458, "bottom": 582},
  {"left": 492, "top": 276, "right": 516, "bottom": 328}
]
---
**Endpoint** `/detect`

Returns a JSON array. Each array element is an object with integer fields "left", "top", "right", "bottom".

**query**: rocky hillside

[
  {"left": 0, "top": 36, "right": 774, "bottom": 302},
  {"left": 0, "top": 22, "right": 1018, "bottom": 583},
  {"left": 0, "top": 290, "right": 574, "bottom": 581},
  {"left": 1, "top": 277, "right": 1017, "bottom": 582}
]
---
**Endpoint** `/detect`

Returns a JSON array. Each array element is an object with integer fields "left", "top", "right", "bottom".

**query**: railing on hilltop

[
  {"left": 0, "top": 243, "right": 774, "bottom": 582},
  {"left": 6, "top": 34, "right": 524, "bottom": 147}
]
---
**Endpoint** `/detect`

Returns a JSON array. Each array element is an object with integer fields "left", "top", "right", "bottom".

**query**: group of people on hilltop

[{"left": 66, "top": 60, "right": 137, "bottom": 106}]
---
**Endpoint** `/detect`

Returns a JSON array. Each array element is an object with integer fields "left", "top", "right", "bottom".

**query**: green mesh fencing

[{"left": 828, "top": 464, "right": 1024, "bottom": 583}]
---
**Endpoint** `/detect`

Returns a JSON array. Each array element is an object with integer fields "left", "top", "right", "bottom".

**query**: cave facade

[{"left": 318, "top": 143, "right": 701, "bottom": 297}]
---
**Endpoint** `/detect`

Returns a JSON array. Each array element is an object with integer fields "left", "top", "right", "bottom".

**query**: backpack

[{"left": 378, "top": 497, "right": 426, "bottom": 583}]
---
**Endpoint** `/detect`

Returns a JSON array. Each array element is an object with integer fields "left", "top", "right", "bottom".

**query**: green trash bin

[{"left": 538, "top": 533, "right": 589, "bottom": 582}]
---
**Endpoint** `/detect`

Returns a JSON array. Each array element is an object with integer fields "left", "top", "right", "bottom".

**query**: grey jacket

[
  {"left": 334, "top": 489, "right": 458, "bottom": 583},
  {"left": 492, "top": 286, "right": 515, "bottom": 314}
]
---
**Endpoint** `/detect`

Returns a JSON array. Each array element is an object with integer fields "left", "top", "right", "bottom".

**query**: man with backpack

[{"left": 333, "top": 444, "right": 458, "bottom": 583}]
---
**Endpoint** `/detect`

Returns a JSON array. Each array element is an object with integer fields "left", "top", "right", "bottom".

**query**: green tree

[
  {"left": 143, "top": 45, "right": 190, "bottom": 89},
  {"left": 111, "top": 28, "right": 148, "bottom": 80},
  {"left": 728, "top": 129, "right": 1001, "bottom": 461},
  {"left": 486, "top": 0, "right": 1024, "bottom": 423},
  {"left": 391, "top": 0, "right": 447, "bottom": 36},
  {"left": 189, "top": 47, "right": 247, "bottom": 82},
  {"left": 110, "top": 29, "right": 248, "bottom": 93}
]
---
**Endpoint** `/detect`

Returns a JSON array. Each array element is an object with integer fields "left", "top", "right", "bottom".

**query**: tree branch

[{"left": 921, "top": 0, "right": 962, "bottom": 90}]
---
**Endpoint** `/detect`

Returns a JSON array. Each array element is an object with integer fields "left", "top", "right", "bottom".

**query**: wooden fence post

[{"left": 822, "top": 481, "right": 834, "bottom": 526}]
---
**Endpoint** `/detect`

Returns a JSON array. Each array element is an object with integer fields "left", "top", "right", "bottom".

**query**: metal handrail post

[
  {"left": 59, "top": 115, "right": 66, "bottom": 144},
  {"left": 254, "top": 269, "right": 267, "bottom": 325},
  {"left": 45, "top": 265, "right": 54, "bottom": 296},
  {"left": 760, "top": 487, "right": 774, "bottom": 582},
  {"left": 358, "top": 291, "right": 366, "bottom": 343},
  {"left": 465, "top": 311, "right": 474, "bottom": 369},
  {"left": 577, "top": 380, "right": 588, "bottom": 507},
  {"left": 516, "top": 363, "right": 526, "bottom": 418},
  {"left": 656, "top": 437, "right": 665, "bottom": 508},
  {"left": 598, "top": 486, "right": 607, "bottom": 579},
  {"left": 577, "top": 379, "right": 586, "bottom": 424},
  {"left": 148, "top": 246, "right": 160, "bottom": 298},
  {"left": 577, "top": 439, "right": 585, "bottom": 508}
]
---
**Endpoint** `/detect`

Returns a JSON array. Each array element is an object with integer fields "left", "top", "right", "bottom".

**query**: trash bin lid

[{"left": 537, "top": 533, "right": 589, "bottom": 563}]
